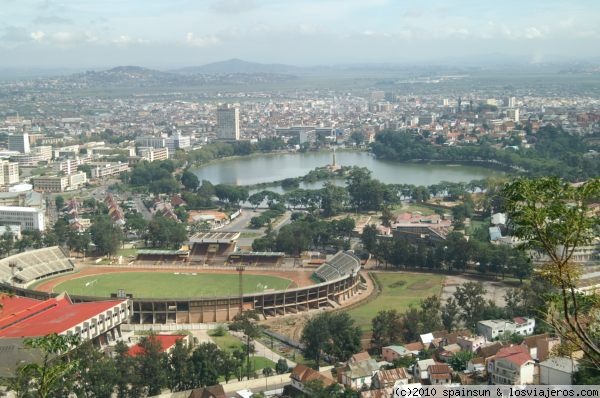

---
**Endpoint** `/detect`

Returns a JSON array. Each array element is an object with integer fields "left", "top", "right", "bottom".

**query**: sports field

[
  {"left": 51, "top": 272, "right": 292, "bottom": 298},
  {"left": 347, "top": 272, "right": 445, "bottom": 331}
]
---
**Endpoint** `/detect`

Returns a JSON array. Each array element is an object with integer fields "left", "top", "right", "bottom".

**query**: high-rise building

[
  {"left": 0, "top": 161, "right": 19, "bottom": 186},
  {"left": 7, "top": 133, "right": 30, "bottom": 153},
  {"left": 216, "top": 105, "right": 240, "bottom": 141}
]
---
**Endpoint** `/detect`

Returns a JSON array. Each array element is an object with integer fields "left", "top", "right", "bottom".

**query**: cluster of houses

[{"left": 286, "top": 317, "right": 579, "bottom": 398}]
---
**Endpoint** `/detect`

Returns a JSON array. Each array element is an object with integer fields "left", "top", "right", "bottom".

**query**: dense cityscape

[{"left": 0, "top": 1, "right": 599, "bottom": 398}]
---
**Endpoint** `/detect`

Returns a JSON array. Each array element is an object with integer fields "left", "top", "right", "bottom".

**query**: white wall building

[
  {"left": 0, "top": 160, "right": 19, "bottom": 186},
  {"left": 0, "top": 206, "right": 45, "bottom": 231}
]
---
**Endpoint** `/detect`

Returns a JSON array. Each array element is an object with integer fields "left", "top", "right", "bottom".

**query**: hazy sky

[{"left": 1, "top": 0, "right": 599, "bottom": 68}]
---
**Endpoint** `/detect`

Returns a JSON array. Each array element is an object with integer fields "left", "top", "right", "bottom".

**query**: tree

[
  {"left": 71, "top": 341, "right": 117, "bottom": 398},
  {"left": 453, "top": 282, "right": 487, "bottom": 331},
  {"left": 90, "top": 216, "right": 123, "bottom": 256},
  {"left": 371, "top": 309, "right": 403, "bottom": 352},
  {"left": 228, "top": 311, "right": 262, "bottom": 378},
  {"left": 503, "top": 177, "right": 600, "bottom": 367},
  {"left": 18, "top": 333, "right": 81, "bottom": 398},
  {"left": 320, "top": 182, "right": 349, "bottom": 217},
  {"left": 114, "top": 340, "right": 139, "bottom": 398},
  {"left": 190, "top": 342, "right": 222, "bottom": 387},
  {"left": 134, "top": 335, "right": 168, "bottom": 396},
  {"left": 167, "top": 339, "right": 192, "bottom": 392},
  {"left": 275, "top": 358, "right": 289, "bottom": 374},
  {"left": 55, "top": 195, "right": 65, "bottom": 210},
  {"left": 301, "top": 312, "right": 361, "bottom": 368},
  {"left": 448, "top": 350, "right": 475, "bottom": 371},
  {"left": 181, "top": 170, "right": 199, "bottom": 191},
  {"left": 146, "top": 215, "right": 187, "bottom": 249},
  {"left": 262, "top": 366, "right": 273, "bottom": 377}
]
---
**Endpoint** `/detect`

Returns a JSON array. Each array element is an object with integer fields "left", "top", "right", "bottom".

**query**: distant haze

[{"left": 1, "top": 0, "right": 599, "bottom": 69}]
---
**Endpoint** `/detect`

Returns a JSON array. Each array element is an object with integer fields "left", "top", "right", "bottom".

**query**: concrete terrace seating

[
  {"left": 0, "top": 246, "right": 74, "bottom": 285},
  {"left": 314, "top": 251, "right": 361, "bottom": 282}
]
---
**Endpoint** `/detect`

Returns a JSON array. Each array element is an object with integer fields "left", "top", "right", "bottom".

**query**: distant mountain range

[{"left": 174, "top": 58, "right": 309, "bottom": 75}]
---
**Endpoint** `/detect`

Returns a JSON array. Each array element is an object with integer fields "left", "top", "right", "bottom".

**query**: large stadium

[{"left": 0, "top": 240, "right": 366, "bottom": 324}]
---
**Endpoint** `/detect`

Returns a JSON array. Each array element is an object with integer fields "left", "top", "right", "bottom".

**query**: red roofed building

[
  {"left": 490, "top": 345, "right": 535, "bottom": 385},
  {"left": 127, "top": 334, "right": 187, "bottom": 357},
  {"left": 0, "top": 293, "right": 131, "bottom": 377}
]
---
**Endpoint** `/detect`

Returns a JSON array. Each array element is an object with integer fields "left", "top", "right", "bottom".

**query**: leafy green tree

[
  {"left": 453, "top": 282, "right": 487, "bottom": 331},
  {"left": 90, "top": 216, "right": 123, "bottom": 256},
  {"left": 71, "top": 341, "right": 117, "bottom": 398},
  {"left": 136, "top": 335, "right": 168, "bottom": 396},
  {"left": 371, "top": 309, "right": 403, "bottom": 352},
  {"left": 275, "top": 358, "right": 289, "bottom": 374},
  {"left": 181, "top": 170, "right": 199, "bottom": 191},
  {"left": 55, "top": 195, "right": 65, "bottom": 210},
  {"left": 448, "top": 350, "right": 475, "bottom": 371},
  {"left": 190, "top": 343, "right": 222, "bottom": 387},
  {"left": 146, "top": 215, "right": 187, "bottom": 249},
  {"left": 18, "top": 333, "right": 80, "bottom": 398},
  {"left": 167, "top": 339, "right": 192, "bottom": 392},
  {"left": 125, "top": 212, "right": 147, "bottom": 234},
  {"left": 228, "top": 311, "right": 262, "bottom": 378},
  {"left": 301, "top": 312, "right": 361, "bottom": 368},
  {"left": 503, "top": 177, "right": 600, "bottom": 367},
  {"left": 320, "top": 182, "right": 349, "bottom": 217}
]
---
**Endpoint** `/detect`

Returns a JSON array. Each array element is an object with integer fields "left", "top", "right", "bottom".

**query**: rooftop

[{"left": 0, "top": 293, "right": 127, "bottom": 338}]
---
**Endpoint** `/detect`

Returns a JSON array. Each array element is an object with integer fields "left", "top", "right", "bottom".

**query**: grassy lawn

[
  {"left": 211, "top": 331, "right": 275, "bottom": 370},
  {"left": 211, "top": 332, "right": 243, "bottom": 353},
  {"left": 116, "top": 248, "right": 138, "bottom": 257},
  {"left": 347, "top": 272, "right": 445, "bottom": 331},
  {"left": 50, "top": 272, "right": 292, "bottom": 298},
  {"left": 390, "top": 202, "right": 438, "bottom": 216}
]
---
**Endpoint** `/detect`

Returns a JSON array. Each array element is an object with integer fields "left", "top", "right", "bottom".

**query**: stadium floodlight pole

[{"left": 236, "top": 265, "right": 245, "bottom": 314}]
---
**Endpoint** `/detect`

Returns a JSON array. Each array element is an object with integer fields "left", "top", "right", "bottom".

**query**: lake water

[{"left": 192, "top": 151, "right": 501, "bottom": 189}]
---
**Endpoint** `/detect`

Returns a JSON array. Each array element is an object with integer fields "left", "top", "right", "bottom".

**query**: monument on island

[{"left": 327, "top": 147, "right": 342, "bottom": 172}]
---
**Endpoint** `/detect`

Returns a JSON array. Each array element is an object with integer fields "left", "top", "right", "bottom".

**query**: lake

[{"left": 192, "top": 150, "right": 501, "bottom": 189}]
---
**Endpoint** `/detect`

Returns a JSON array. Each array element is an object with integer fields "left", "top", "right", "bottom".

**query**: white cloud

[
  {"left": 30, "top": 31, "right": 45, "bottom": 41},
  {"left": 524, "top": 27, "right": 543, "bottom": 39},
  {"left": 185, "top": 32, "right": 220, "bottom": 47}
]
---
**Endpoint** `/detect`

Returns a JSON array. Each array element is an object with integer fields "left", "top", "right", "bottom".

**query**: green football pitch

[{"left": 52, "top": 272, "right": 293, "bottom": 298}]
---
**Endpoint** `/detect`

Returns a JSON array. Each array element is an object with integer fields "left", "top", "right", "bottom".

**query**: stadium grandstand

[
  {"left": 314, "top": 251, "right": 361, "bottom": 282},
  {"left": 188, "top": 231, "right": 240, "bottom": 264},
  {"left": 0, "top": 246, "right": 74, "bottom": 286},
  {"left": 227, "top": 251, "right": 285, "bottom": 267}
]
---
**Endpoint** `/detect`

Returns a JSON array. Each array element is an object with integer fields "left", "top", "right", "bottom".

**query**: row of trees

[
  {"left": 362, "top": 228, "right": 533, "bottom": 281},
  {"left": 7, "top": 330, "right": 290, "bottom": 398},
  {"left": 371, "top": 127, "right": 600, "bottom": 180},
  {"left": 252, "top": 214, "right": 355, "bottom": 255}
]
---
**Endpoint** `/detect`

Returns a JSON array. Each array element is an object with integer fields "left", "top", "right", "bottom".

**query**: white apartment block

[
  {"left": 0, "top": 161, "right": 19, "bottom": 186},
  {"left": 68, "top": 172, "right": 87, "bottom": 190},
  {"left": 54, "top": 157, "right": 91, "bottom": 175},
  {"left": 0, "top": 206, "right": 45, "bottom": 231},
  {"left": 135, "top": 136, "right": 166, "bottom": 148},
  {"left": 31, "top": 145, "right": 52, "bottom": 161},
  {"left": 477, "top": 317, "right": 536, "bottom": 341},
  {"left": 166, "top": 132, "right": 191, "bottom": 151},
  {"left": 138, "top": 147, "right": 169, "bottom": 162},
  {"left": 90, "top": 162, "right": 130, "bottom": 179}
]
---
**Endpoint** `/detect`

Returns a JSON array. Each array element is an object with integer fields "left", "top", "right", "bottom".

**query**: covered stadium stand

[
  {"left": 188, "top": 231, "right": 240, "bottom": 264},
  {"left": 227, "top": 251, "right": 285, "bottom": 267},
  {"left": 314, "top": 251, "right": 361, "bottom": 282},
  {"left": 0, "top": 246, "right": 74, "bottom": 286}
]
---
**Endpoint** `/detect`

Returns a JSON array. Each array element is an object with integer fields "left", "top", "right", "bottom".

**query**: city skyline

[{"left": 1, "top": 0, "right": 600, "bottom": 68}]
